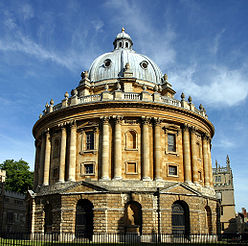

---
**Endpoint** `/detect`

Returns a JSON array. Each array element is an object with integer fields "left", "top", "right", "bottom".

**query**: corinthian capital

[
  {"left": 100, "top": 116, "right": 110, "bottom": 124},
  {"left": 141, "top": 116, "right": 151, "bottom": 125}
]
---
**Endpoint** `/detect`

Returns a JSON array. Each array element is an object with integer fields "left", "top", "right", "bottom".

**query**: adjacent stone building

[
  {"left": 213, "top": 155, "right": 236, "bottom": 233},
  {"left": 27, "top": 29, "right": 218, "bottom": 238},
  {"left": 0, "top": 169, "right": 26, "bottom": 233}
]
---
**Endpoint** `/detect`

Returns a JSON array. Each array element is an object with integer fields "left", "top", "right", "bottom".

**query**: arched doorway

[
  {"left": 172, "top": 201, "right": 190, "bottom": 236},
  {"left": 125, "top": 201, "right": 142, "bottom": 235},
  {"left": 75, "top": 199, "right": 93, "bottom": 239},
  {"left": 44, "top": 203, "right": 53, "bottom": 233},
  {"left": 205, "top": 206, "right": 213, "bottom": 234}
]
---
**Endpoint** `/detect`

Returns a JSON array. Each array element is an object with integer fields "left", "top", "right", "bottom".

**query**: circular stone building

[{"left": 27, "top": 29, "right": 218, "bottom": 239}]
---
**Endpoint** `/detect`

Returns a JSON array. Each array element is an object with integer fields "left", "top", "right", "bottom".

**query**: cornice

[{"left": 33, "top": 100, "right": 214, "bottom": 139}]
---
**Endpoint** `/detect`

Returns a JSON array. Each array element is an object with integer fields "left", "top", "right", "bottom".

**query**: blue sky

[{"left": 0, "top": 0, "right": 248, "bottom": 212}]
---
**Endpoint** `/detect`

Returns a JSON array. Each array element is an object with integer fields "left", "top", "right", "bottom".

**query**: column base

[
  {"left": 142, "top": 177, "right": 151, "bottom": 181},
  {"left": 155, "top": 177, "right": 163, "bottom": 181},
  {"left": 67, "top": 179, "right": 76, "bottom": 182},
  {"left": 100, "top": 177, "right": 110, "bottom": 181},
  {"left": 113, "top": 177, "right": 122, "bottom": 180},
  {"left": 57, "top": 180, "right": 65, "bottom": 183}
]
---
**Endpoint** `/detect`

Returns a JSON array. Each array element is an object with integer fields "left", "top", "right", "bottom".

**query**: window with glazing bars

[
  {"left": 168, "top": 133, "right": 176, "bottom": 152},
  {"left": 84, "top": 164, "right": 94, "bottom": 174},
  {"left": 86, "top": 131, "right": 94, "bottom": 150}
]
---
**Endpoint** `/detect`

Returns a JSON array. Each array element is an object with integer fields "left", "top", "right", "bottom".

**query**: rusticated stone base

[{"left": 27, "top": 181, "right": 218, "bottom": 235}]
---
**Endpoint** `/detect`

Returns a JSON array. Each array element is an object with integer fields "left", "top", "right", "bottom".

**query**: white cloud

[
  {"left": 214, "top": 137, "right": 235, "bottom": 148},
  {"left": 171, "top": 64, "right": 248, "bottom": 107},
  {"left": 210, "top": 29, "right": 225, "bottom": 55},
  {"left": 103, "top": 0, "right": 176, "bottom": 69},
  {"left": 91, "top": 19, "right": 104, "bottom": 32},
  {"left": 0, "top": 34, "right": 77, "bottom": 70},
  {"left": 3, "top": 10, "right": 17, "bottom": 30},
  {"left": 21, "top": 3, "right": 34, "bottom": 20}
]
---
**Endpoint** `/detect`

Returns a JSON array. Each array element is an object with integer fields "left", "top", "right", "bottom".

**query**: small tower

[{"left": 213, "top": 155, "right": 236, "bottom": 233}]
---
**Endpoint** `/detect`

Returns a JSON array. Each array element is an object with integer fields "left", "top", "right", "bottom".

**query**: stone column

[
  {"left": 33, "top": 140, "right": 40, "bottom": 188},
  {"left": 68, "top": 122, "right": 77, "bottom": 182},
  {"left": 38, "top": 133, "right": 45, "bottom": 185},
  {"left": 43, "top": 130, "right": 51, "bottom": 186},
  {"left": 190, "top": 127, "right": 198, "bottom": 184},
  {"left": 101, "top": 117, "right": 110, "bottom": 180},
  {"left": 202, "top": 134, "right": 210, "bottom": 187},
  {"left": 154, "top": 118, "right": 161, "bottom": 180},
  {"left": 59, "top": 126, "right": 67, "bottom": 182},
  {"left": 114, "top": 116, "right": 122, "bottom": 180},
  {"left": 142, "top": 117, "right": 151, "bottom": 180},
  {"left": 208, "top": 139, "right": 213, "bottom": 186},
  {"left": 183, "top": 125, "right": 192, "bottom": 183}
]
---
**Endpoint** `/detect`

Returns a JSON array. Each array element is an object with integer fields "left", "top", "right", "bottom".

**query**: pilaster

[
  {"left": 154, "top": 118, "right": 162, "bottom": 180},
  {"left": 101, "top": 117, "right": 110, "bottom": 180},
  {"left": 59, "top": 126, "right": 67, "bottom": 183},
  {"left": 190, "top": 127, "right": 198, "bottom": 184},
  {"left": 38, "top": 133, "right": 45, "bottom": 185},
  {"left": 183, "top": 124, "right": 192, "bottom": 183},
  {"left": 202, "top": 134, "right": 210, "bottom": 187},
  {"left": 113, "top": 116, "right": 123, "bottom": 180},
  {"left": 43, "top": 129, "right": 51, "bottom": 186},
  {"left": 142, "top": 117, "right": 151, "bottom": 181},
  {"left": 68, "top": 122, "right": 77, "bottom": 182}
]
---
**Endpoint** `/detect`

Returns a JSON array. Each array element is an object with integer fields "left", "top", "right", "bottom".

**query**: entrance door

[
  {"left": 172, "top": 202, "right": 186, "bottom": 235},
  {"left": 75, "top": 199, "right": 93, "bottom": 239}
]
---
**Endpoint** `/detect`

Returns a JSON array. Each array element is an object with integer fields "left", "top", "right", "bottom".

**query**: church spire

[{"left": 226, "top": 154, "right": 230, "bottom": 169}]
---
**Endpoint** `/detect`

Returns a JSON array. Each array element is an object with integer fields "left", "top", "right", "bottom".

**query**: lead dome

[{"left": 88, "top": 28, "right": 163, "bottom": 84}]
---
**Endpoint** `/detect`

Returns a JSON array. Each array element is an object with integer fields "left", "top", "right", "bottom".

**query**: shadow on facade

[{"left": 117, "top": 200, "right": 142, "bottom": 243}]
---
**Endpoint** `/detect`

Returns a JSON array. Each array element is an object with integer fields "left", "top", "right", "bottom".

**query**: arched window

[
  {"left": 205, "top": 206, "right": 213, "bottom": 234},
  {"left": 125, "top": 130, "right": 137, "bottom": 150},
  {"left": 125, "top": 42, "right": 128, "bottom": 48},
  {"left": 44, "top": 203, "right": 53, "bottom": 233},
  {"left": 125, "top": 201, "right": 142, "bottom": 235},
  {"left": 172, "top": 201, "right": 190, "bottom": 236},
  {"left": 75, "top": 199, "right": 94, "bottom": 239}
]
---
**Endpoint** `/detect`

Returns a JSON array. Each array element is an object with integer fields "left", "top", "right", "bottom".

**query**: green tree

[{"left": 0, "top": 159, "right": 33, "bottom": 193}]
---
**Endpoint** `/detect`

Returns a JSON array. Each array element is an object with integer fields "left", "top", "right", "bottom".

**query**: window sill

[
  {"left": 79, "top": 150, "right": 97, "bottom": 155},
  {"left": 168, "top": 174, "right": 179, "bottom": 178},
  {"left": 166, "top": 151, "right": 179, "bottom": 156},
  {"left": 125, "top": 148, "right": 138, "bottom": 151}
]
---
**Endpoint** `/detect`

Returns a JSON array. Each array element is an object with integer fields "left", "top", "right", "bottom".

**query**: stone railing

[
  {"left": 160, "top": 96, "right": 180, "bottom": 107},
  {"left": 41, "top": 91, "right": 208, "bottom": 119},
  {"left": 123, "top": 92, "right": 141, "bottom": 100},
  {"left": 79, "top": 94, "right": 101, "bottom": 103},
  {"left": 212, "top": 167, "right": 228, "bottom": 174}
]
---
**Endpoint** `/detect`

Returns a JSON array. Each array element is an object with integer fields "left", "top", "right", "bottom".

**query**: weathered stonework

[{"left": 27, "top": 29, "right": 218, "bottom": 238}]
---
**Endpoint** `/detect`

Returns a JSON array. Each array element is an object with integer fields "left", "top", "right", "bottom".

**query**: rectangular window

[
  {"left": 52, "top": 168, "right": 59, "bottom": 178},
  {"left": 86, "top": 131, "right": 94, "bottom": 150},
  {"left": 168, "top": 133, "right": 176, "bottom": 152},
  {"left": 221, "top": 222, "right": 225, "bottom": 231},
  {"left": 197, "top": 142, "right": 201, "bottom": 159},
  {"left": 126, "top": 162, "right": 137, "bottom": 174},
  {"left": 7, "top": 212, "right": 14, "bottom": 224},
  {"left": 215, "top": 176, "right": 221, "bottom": 182},
  {"left": 198, "top": 171, "right": 202, "bottom": 181},
  {"left": 169, "top": 165, "right": 177, "bottom": 176},
  {"left": 84, "top": 164, "right": 94, "bottom": 174},
  {"left": 53, "top": 139, "right": 60, "bottom": 159}
]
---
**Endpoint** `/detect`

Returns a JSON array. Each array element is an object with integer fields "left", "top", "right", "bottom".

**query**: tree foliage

[{"left": 0, "top": 159, "right": 33, "bottom": 193}]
